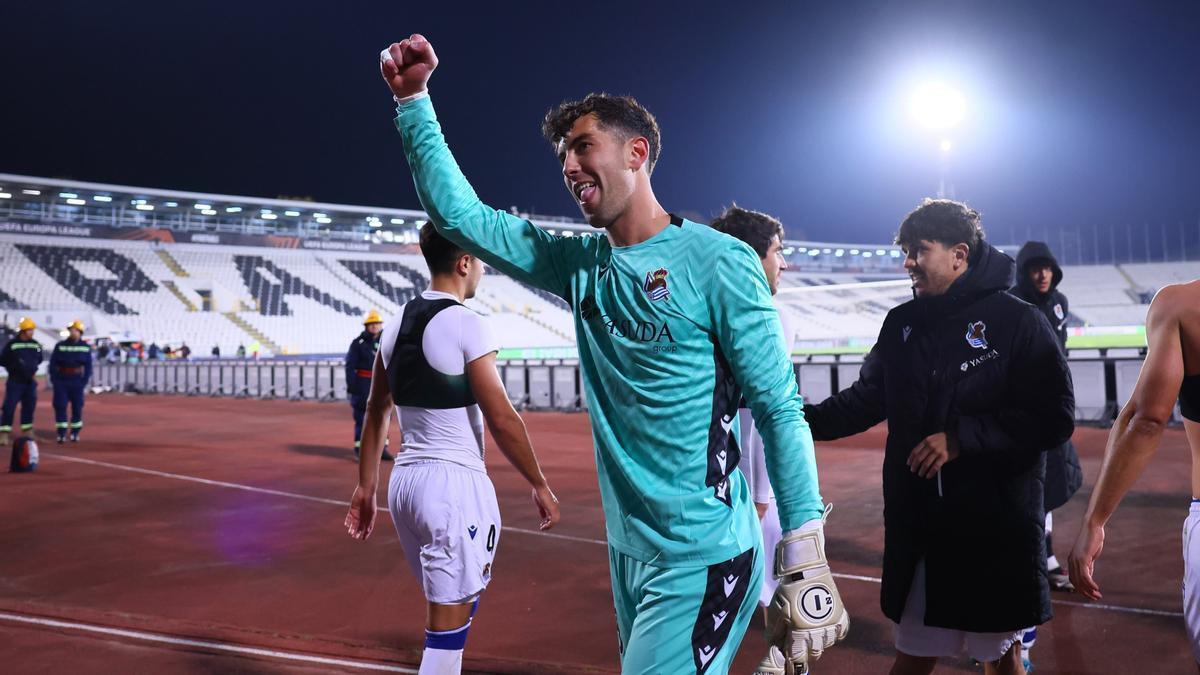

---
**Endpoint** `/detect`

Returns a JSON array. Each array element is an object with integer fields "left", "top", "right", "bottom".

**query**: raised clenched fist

[{"left": 379, "top": 33, "right": 439, "bottom": 100}]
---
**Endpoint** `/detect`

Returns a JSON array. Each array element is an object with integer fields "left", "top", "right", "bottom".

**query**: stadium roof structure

[
  {"left": 0, "top": 173, "right": 596, "bottom": 245},
  {"left": 0, "top": 173, "right": 917, "bottom": 270}
]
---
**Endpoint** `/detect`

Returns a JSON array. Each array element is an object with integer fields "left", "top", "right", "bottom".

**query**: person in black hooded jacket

[
  {"left": 1009, "top": 241, "right": 1083, "bottom": 594},
  {"left": 803, "top": 200, "right": 1075, "bottom": 675}
]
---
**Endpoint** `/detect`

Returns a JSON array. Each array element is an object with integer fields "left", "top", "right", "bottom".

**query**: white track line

[
  {"left": 45, "top": 452, "right": 1185, "bottom": 619},
  {"left": 0, "top": 611, "right": 417, "bottom": 673}
]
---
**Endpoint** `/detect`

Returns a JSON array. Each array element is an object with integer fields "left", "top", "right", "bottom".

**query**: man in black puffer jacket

[
  {"left": 1009, "top": 241, "right": 1083, "bottom": 594},
  {"left": 804, "top": 200, "right": 1074, "bottom": 675}
]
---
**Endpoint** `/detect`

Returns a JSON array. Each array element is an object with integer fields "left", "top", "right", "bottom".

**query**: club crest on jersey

[
  {"left": 965, "top": 321, "right": 988, "bottom": 349},
  {"left": 1054, "top": 303, "right": 1064, "bottom": 320},
  {"left": 642, "top": 267, "right": 670, "bottom": 301}
]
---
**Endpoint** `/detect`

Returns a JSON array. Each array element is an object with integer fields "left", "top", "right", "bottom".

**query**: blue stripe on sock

[{"left": 425, "top": 624, "right": 469, "bottom": 651}]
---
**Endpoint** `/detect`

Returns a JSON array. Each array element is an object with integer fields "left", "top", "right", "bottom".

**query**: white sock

[{"left": 418, "top": 646, "right": 462, "bottom": 675}]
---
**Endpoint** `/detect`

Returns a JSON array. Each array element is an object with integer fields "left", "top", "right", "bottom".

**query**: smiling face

[
  {"left": 902, "top": 239, "right": 969, "bottom": 297},
  {"left": 762, "top": 235, "right": 788, "bottom": 295},
  {"left": 557, "top": 114, "right": 643, "bottom": 229}
]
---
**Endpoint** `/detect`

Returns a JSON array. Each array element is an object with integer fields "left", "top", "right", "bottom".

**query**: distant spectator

[
  {"left": 97, "top": 342, "right": 110, "bottom": 360},
  {"left": 179, "top": 343, "right": 191, "bottom": 360},
  {"left": 148, "top": 342, "right": 160, "bottom": 360},
  {"left": 212, "top": 345, "right": 221, "bottom": 358},
  {"left": 237, "top": 343, "right": 247, "bottom": 358}
]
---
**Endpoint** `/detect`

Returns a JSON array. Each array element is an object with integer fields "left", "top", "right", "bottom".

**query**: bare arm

[
  {"left": 1069, "top": 287, "right": 1185, "bottom": 598},
  {"left": 467, "top": 352, "right": 560, "bottom": 530},
  {"left": 345, "top": 350, "right": 394, "bottom": 540}
]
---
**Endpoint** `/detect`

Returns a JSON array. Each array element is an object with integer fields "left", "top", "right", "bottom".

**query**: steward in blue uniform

[
  {"left": 50, "top": 320, "right": 92, "bottom": 443},
  {"left": 346, "top": 309, "right": 392, "bottom": 460},
  {"left": 1, "top": 317, "right": 44, "bottom": 444}
]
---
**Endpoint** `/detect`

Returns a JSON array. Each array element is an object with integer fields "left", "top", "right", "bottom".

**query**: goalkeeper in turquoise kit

[{"left": 380, "top": 34, "right": 848, "bottom": 674}]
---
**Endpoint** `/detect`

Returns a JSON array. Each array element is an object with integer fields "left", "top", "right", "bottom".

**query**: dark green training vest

[{"left": 387, "top": 296, "right": 478, "bottom": 409}]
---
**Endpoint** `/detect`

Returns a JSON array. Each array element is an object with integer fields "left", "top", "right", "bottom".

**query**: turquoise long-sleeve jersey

[{"left": 395, "top": 96, "right": 823, "bottom": 566}]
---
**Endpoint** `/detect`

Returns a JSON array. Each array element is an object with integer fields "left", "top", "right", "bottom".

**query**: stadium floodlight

[
  {"left": 164, "top": 201, "right": 178, "bottom": 207},
  {"left": 415, "top": 219, "right": 427, "bottom": 227},
  {"left": 284, "top": 210, "right": 301, "bottom": 217},
  {"left": 863, "top": 252, "right": 874, "bottom": 258},
  {"left": 783, "top": 247, "right": 794, "bottom": 255},
  {"left": 193, "top": 203, "right": 212, "bottom": 210},
  {"left": 201, "top": 209, "right": 217, "bottom": 216},
  {"left": 315, "top": 216, "right": 332, "bottom": 224},
  {"left": 369, "top": 220, "right": 383, "bottom": 228},
  {"left": 390, "top": 218, "right": 405, "bottom": 225},
  {"left": 562, "top": 231, "right": 575, "bottom": 238},
  {"left": 226, "top": 206, "right": 242, "bottom": 213},
  {"left": 835, "top": 249, "right": 845, "bottom": 257},
  {"left": 261, "top": 208, "right": 273, "bottom": 214},
  {"left": 59, "top": 192, "right": 78, "bottom": 199},
  {"left": 261, "top": 213, "right": 277, "bottom": 220},
  {"left": 808, "top": 249, "right": 820, "bottom": 257},
  {"left": 890, "top": 250, "right": 901, "bottom": 258},
  {"left": 66, "top": 198, "right": 87, "bottom": 206},
  {"left": 312, "top": 212, "right": 327, "bottom": 218},
  {"left": 93, "top": 195, "right": 112, "bottom": 202},
  {"left": 910, "top": 82, "right": 965, "bottom": 130},
  {"left": 876, "top": 249, "right": 887, "bottom": 255},
  {"left": 135, "top": 204, "right": 154, "bottom": 211},
  {"left": 850, "top": 249, "right": 860, "bottom": 255},
  {"left": 22, "top": 189, "right": 40, "bottom": 195},
  {"left": 939, "top": 139, "right": 952, "bottom": 153},
  {"left": 822, "top": 248, "right": 832, "bottom": 254},
  {"left": 0, "top": 193, "right": 11, "bottom": 199},
  {"left": 797, "top": 247, "right": 807, "bottom": 253}
]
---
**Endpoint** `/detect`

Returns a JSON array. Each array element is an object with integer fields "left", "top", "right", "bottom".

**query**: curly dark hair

[
  {"left": 895, "top": 199, "right": 986, "bottom": 258},
  {"left": 710, "top": 205, "right": 785, "bottom": 259},
  {"left": 541, "top": 93, "right": 662, "bottom": 175}
]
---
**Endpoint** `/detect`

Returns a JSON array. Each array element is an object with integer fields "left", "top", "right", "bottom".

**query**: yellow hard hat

[
  {"left": 67, "top": 319, "right": 86, "bottom": 333},
  {"left": 18, "top": 317, "right": 36, "bottom": 331},
  {"left": 363, "top": 309, "right": 383, "bottom": 325}
]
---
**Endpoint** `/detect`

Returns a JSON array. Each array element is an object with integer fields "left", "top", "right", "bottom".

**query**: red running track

[{"left": 0, "top": 392, "right": 1194, "bottom": 673}]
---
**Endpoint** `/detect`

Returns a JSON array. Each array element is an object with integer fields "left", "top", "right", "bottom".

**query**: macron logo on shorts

[{"left": 468, "top": 525, "right": 478, "bottom": 539}]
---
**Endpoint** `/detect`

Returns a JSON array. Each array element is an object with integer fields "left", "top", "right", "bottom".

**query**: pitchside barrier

[{"left": 88, "top": 353, "right": 1186, "bottom": 424}]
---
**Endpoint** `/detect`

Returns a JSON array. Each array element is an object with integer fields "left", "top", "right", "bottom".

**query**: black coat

[
  {"left": 804, "top": 243, "right": 1074, "bottom": 632},
  {"left": 1009, "top": 241, "right": 1082, "bottom": 511}
]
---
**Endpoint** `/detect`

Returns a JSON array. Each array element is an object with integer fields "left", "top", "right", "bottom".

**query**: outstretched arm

[
  {"left": 802, "top": 345, "right": 887, "bottom": 442},
  {"left": 382, "top": 35, "right": 573, "bottom": 299},
  {"left": 1069, "top": 288, "right": 1185, "bottom": 599}
]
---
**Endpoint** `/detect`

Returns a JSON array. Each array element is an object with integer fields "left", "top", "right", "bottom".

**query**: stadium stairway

[
  {"left": 155, "top": 249, "right": 190, "bottom": 278},
  {"left": 222, "top": 311, "right": 282, "bottom": 355},
  {"left": 162, "top": 280, "right": 199, "bottom": 312}
]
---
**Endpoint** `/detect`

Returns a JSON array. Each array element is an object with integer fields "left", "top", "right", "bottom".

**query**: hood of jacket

[{"left": 1012, "top": 240, "right": 1063, "bottom": 298}]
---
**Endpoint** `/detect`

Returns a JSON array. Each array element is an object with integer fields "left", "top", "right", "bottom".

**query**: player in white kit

[{"left": 345, "top": 223, "right": 561, "bottom": 675}]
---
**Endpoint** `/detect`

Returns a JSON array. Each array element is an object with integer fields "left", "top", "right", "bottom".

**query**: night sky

[{"left": 3, "top": 1, "right": 1199, "bottom": 246}]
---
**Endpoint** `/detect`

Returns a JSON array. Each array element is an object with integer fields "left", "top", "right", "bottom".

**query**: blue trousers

[
  {"left": 350, "top": 393, "right": 366, "bottom": 449},
  {"left": 53, "top": 379, "right": 86, "bottom": 436},
  {"left": 1, "top": 380, "right": 38, "bottom": 433}
]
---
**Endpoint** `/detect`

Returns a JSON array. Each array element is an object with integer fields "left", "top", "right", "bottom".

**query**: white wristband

[{"left": 394, "top": 90, "right": 430, "bottom": 106}]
